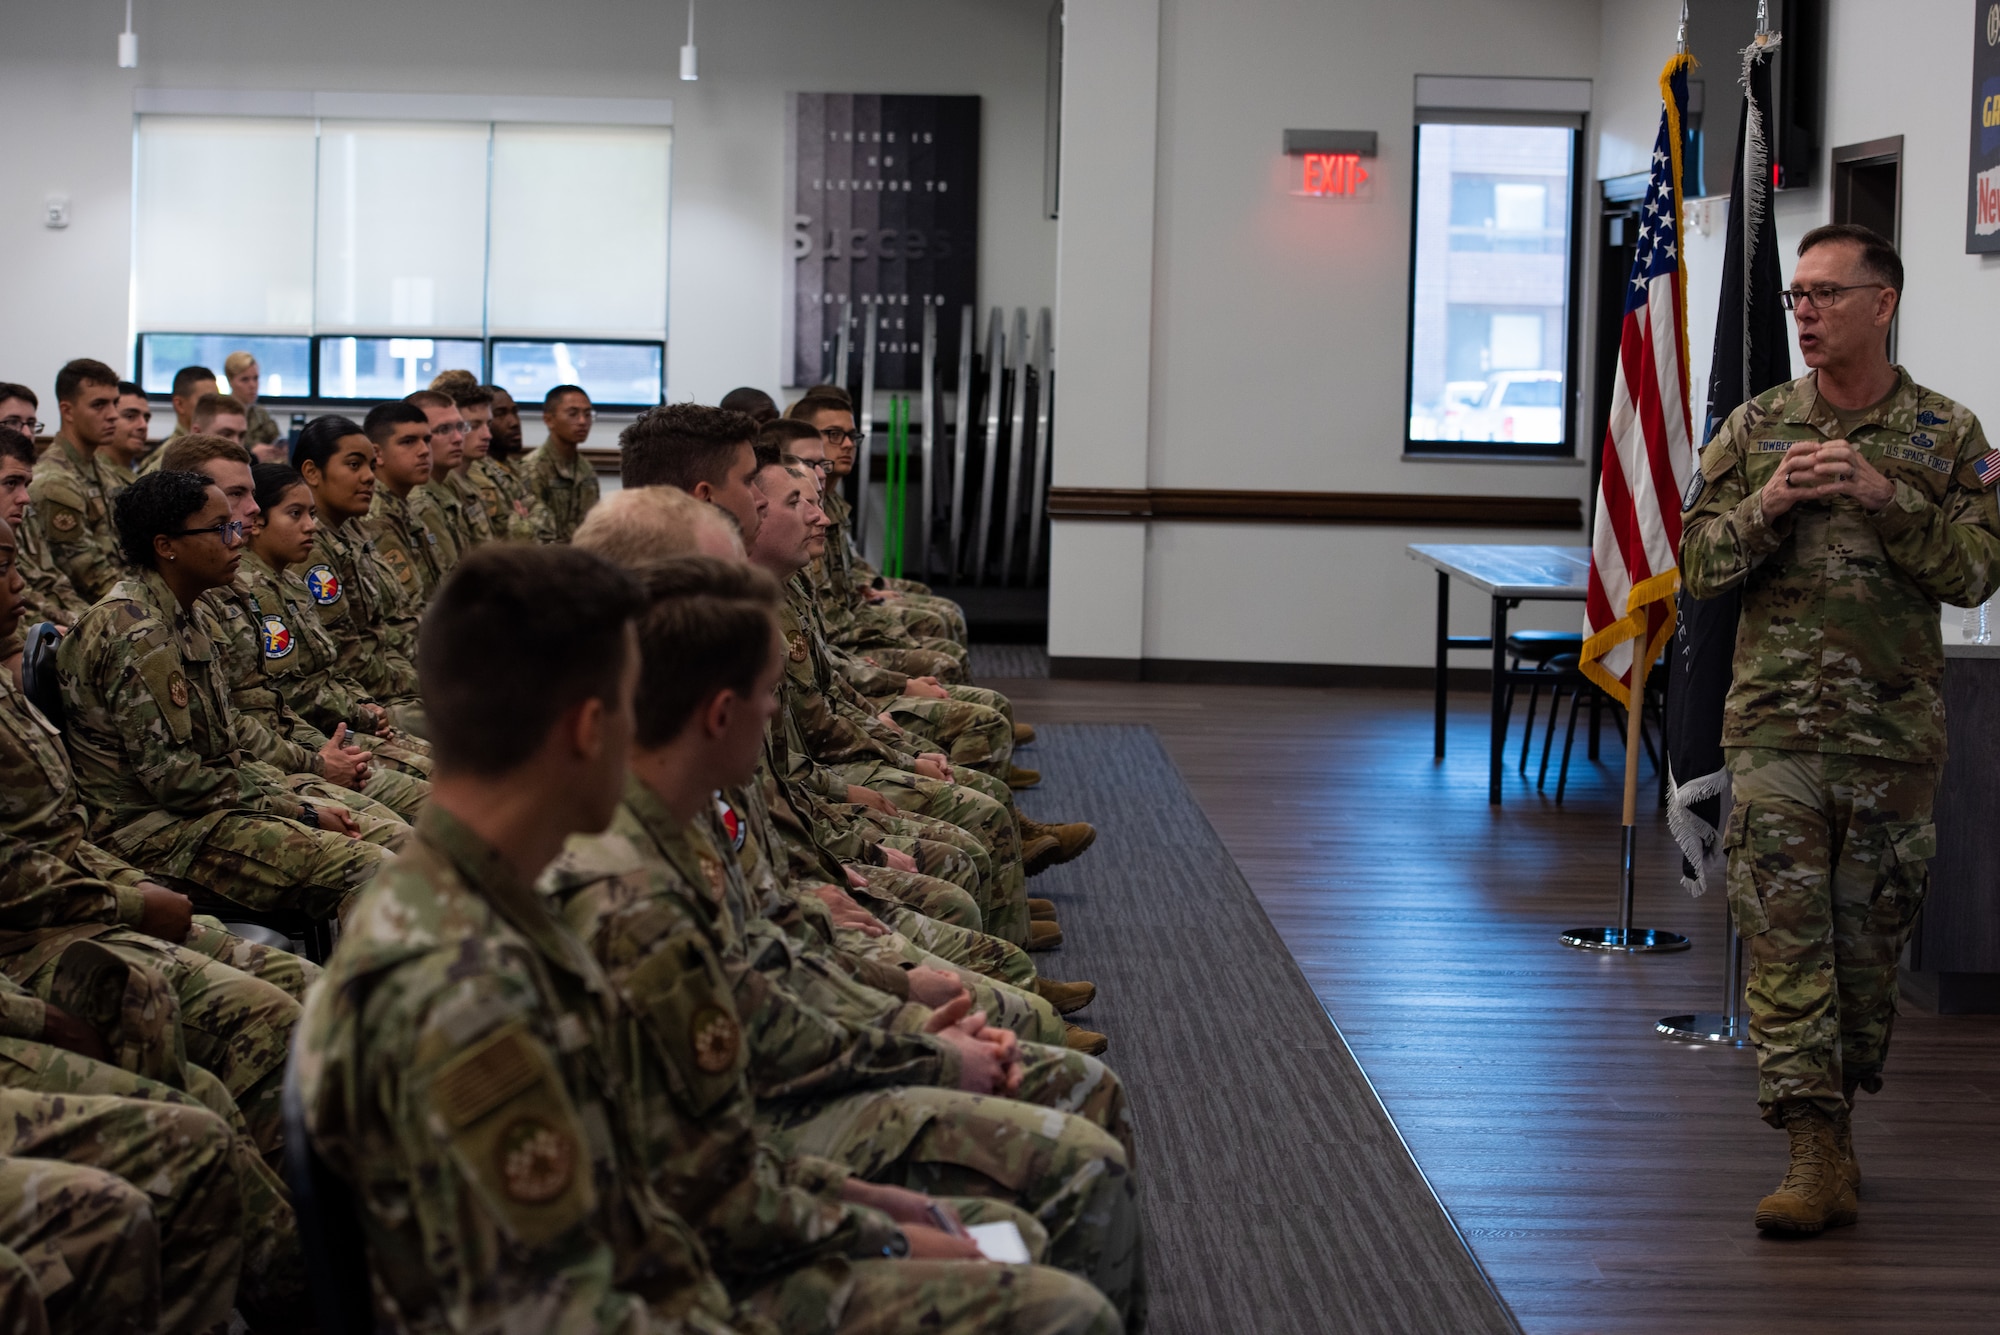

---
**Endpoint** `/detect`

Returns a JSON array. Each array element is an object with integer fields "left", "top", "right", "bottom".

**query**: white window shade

[
  {"left": 134, "top": 116, "right": 317, "bottom": 332},
  {"left": 315, "top": 120, "right": 491, "bottom": 333},
  {"left": 487, "top": 124, "right": 670, "bottom": 337}
]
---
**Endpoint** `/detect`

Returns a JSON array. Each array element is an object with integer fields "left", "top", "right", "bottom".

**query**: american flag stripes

[{"left": 1580, "top": 55, "right": 1697, "bottom": 708}]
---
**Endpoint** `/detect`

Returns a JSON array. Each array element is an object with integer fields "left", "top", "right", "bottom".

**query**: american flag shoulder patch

[{"left": 1973, "top": 451, "right": 2000, "bottom": 488}]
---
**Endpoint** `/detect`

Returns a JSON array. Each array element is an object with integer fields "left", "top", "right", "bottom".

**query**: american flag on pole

[{"left": 1580, "top": 55, "right": 1697, "bottom": 708}]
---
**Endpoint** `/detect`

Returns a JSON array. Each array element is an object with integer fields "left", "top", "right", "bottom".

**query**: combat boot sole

[{"left": 1754, "top": 1185, "right": 1859, "bottom": 1236}]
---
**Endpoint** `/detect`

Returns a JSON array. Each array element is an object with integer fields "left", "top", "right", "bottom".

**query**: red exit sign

[{"left": 1299, "top": 152, "right": 1369, "bottom": 197}]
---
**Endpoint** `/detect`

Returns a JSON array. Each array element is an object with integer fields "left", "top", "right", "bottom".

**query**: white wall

[
  {"left": 1052, "top": 0, "right": 1605, "bottom": 666},
  {"left": 0, "top": 0, "right": 1058, "bottom": 411}
]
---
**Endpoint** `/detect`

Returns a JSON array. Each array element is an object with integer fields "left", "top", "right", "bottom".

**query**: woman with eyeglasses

[{"left": 55, "top": 469, "right": 401, "bottom": 921}]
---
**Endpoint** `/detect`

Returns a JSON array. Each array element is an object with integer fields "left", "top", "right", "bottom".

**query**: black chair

[
  {"left": 1500, "top": 630, "right": 1584, "bottom": 773},
  {"left": 1549, "top": 657, "right": 1668, "bottom": 804},
  {"left": 182, "top": 883, "right": 338, "bottom": 964},
  {"left": 282, "top": 1055, "right": 379, "bottom": 1335}
]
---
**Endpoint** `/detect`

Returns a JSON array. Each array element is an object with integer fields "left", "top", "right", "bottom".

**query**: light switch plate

[{"left": 43, "top": 196, "right": 70, "bottom": 229}]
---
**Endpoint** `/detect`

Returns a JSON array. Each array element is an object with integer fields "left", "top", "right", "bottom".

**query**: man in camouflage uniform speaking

[{"left": 1681, "top": 223, "right": 2000, "bottom": 1236}]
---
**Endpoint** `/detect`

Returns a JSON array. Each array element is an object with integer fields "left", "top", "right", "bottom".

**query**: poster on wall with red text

[
  {"left": 1969, "top": 1, "right": 2000, "bottom": 251},
  {"left": 788, "top": 94, "right": 981, "bottom": 389}
]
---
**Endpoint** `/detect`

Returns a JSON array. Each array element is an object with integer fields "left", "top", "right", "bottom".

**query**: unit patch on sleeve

[
  {"left": 260, "top": 614, "right": 295, "bottom": 659},
  {"left": 305, "top": 565, "right": 342, "bottom": 606},
  {"left": 494, "top": 1116, "right": 576, "bottom": 1204},
  {"left": 690, "top": 1006, "right": 741, "bottom": 1074}
]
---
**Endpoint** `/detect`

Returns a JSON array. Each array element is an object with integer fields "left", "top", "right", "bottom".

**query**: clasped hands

[{"left": 1760, "top": 439, "right": 1895, "bottom": 520}]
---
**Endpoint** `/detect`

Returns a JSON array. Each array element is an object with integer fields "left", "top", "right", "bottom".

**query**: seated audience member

[
  {"left": 189, "top": 392, "right": 249, "bottom": 449},
  {"left": 297, "top": 540, "right": 1120, "bottom": 1334},
  {"left": 521, "top": 382, "right": 600, "bottom": 540},
  {"left": 720, "top": 384, "right": 780, "bottom": 424},
  {"left": 242, "top": 462, "right": 431, "bottom": 778},
  {"left": 29, "top": 359, "right": 126, "bottom": 604},
  {"left": 223, "top": 351, "right": 284, "bottom": 462},
  {"left": 405, "top": 388, "right": 485, "bottom": 557},
  {"left": 0, "top": 385, "right": 40, "bottom": 440},
  {"left": 361, "top": 401, "right": 448, "bottom": 605},
  {"left": 154, "top": 433, "right": 427, "bottom": 827},
  {"left": 431, "top": 370, "right": 554, "bottom": 540},
  {"left": 0, "top": 509, "right": 315, "bottom": 1161},
  {"left": 103, "top": 381, "right": 152, "bottom": 482},
  {"left": 0, "top": 428, "right": 87, "bottom": 636},
  {"left": 147, "top": 366, "right": 218, "bottom": 465},
  {"left": 56, "top": 469, "right": 396, "bottom": 920},
  {"left": 545, "top": 554, "right": 1143, "bottom": 1324},
  {"left": 292, "top": 416, "right": 426, "bottom": 735},
  {"left": 789, "top": 392, "right": 967, "bottom": 644}
]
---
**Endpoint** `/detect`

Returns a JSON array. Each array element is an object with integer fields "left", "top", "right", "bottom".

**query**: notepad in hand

[{"left": 965, "top": 1221, "right": 1031, "bottom": 1264}]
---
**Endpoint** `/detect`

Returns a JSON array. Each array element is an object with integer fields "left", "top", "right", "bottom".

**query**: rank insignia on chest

[
  {"left": 165, "top": 671, "right": 190, "bottom": 710},
  {"left": 714, "top": 795, "right": 746, "bottom": 851},
  {"left": 1975, "top": 451, "right": 2000, "bottom": 488},
  {"left": 690, "top": 1006, "right": 741, "bottom": 1073},
  {"left": 787, "top": 633, "right": 809, "bottom": 663},
  {"left": 260, "top": 615, "right": 294, "bottom": 659},
  {"left": 494, "top": 1116, "right": 576, "bottom": 1203},
  {"left": 305, "top": 565, "right": 342, "bottom": 605}
]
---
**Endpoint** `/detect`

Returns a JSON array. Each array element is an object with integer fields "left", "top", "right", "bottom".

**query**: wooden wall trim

[{"left": 1045, "top": 487, "right": 1580, "bottom": 528}]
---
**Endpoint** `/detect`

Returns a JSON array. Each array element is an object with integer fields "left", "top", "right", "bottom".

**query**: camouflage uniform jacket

[
  {"left": 27, "top": 438, "right": 123, "bottom": 604},
  {"left": 16, "top": 509, "right": 90, "bottom": 628},
  {"left": 305, "top": 516, "right": 421, "bottom": 703},
  {"left": 238, "top": 548, "right": 380, "bottom": 737},
  {"left": 520, "top": 440, "right": 600, "bottom": 542},
  {"left": 57, "top": 569, "right": 313, "bottom": 873},
  {"left": 365, "top": 487, "right": 448, "bottom": 607},
  {"left": 242, "top": 402, "right": 280, "bottom": 449},
  {"left": 778, "top": 578, "right": 917, "bottom": 771},
  {"left": 197, "top": 580, "right": 329, "bottom": 778},
  {"left": 469, "top": 456, "right": 553, "bottom": 543},
  {"left": 567, "top": 780, "right": 954, "bottom": 1105},
  {"left": 1681, "top": 369, "right": 2000, "bottom": 761},
  {"left": 412, "top": 483, "right": 465, "bottom": 571},
  {"left": 443, "top": 469, "right": 495, "bottom": 548},
  {"left": 542, "top": 824, "right": 904, "bottom": 1298},
  {"left": 296, "top": 805, "right": 750, "bottom": 1334},
  {"left": 0, "top": 672, "right": 150, "bottom": 952}
]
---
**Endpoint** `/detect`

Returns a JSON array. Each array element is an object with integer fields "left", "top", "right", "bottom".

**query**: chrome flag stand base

[
  {"left": 1659, "top": 902, "right": 1747, "bottom": 1045},
  {"left": 1561, "top": 826, "right": 1691, "bottom": 953}
]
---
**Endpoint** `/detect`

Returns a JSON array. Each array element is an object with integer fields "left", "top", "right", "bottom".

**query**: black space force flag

[{"left": 1664, "top": 33, "right": 1792, "bottom": 895}]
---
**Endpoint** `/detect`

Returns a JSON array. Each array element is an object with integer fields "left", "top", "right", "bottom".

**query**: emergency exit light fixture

[{"left": 1283, "top": 129, "right": 1376, "bottom": 198}]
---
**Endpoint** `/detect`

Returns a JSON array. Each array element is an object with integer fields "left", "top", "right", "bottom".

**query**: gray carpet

[
  {"left": 967, "top": 643, "right": 1049, "bottom": 679},
  {"left": 1016, "top": 724, "right": 1519, "bottom": 1335}
]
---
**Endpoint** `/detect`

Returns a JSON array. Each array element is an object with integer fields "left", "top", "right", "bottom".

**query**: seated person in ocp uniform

[{"left": 57, "top": 469, "right": 401, "bottom": 921}]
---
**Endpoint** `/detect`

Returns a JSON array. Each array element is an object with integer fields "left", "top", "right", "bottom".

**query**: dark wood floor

[{"left": 995, "top": 677, "right": 2000, "bottom": 1335}]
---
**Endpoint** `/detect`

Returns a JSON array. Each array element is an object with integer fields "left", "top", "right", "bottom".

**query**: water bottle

[{"left": 1964, "top": 598, "right": 1993, "bottom": 645}]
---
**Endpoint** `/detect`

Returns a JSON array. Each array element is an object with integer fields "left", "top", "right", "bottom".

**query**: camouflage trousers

[
  {"left": 180, "top": 916, "right": 321, "bottom": 1001},
  {"left": 882, "top": 692, "right": 1014, "bottom": 776},
  {"left": 19, "top": 929, "right": 302, "bottom": 1162},
  {"left": 1724, "top": 747, "right": 1938, "bottom": 1124},
  {"left": 746, "top": 1257, "right": 1117, "bottom": 1335},
  {"left": 760, "top": 1086, "right": 1144, "bottom": 1325},
  {"left": 863, "top": 812, "right": 995, "bottom": 901},
  {"left": 825, "top": 916, "right": 1060, "bottom": 1046},
  {"left": 0, "top": 1087, "right": 243, "bottom": 1334},
  {"left": 111, "top": 808, "right": 400, "bottom": 919},
  {"left": 861, "top": 645, "right": 968, "bottom": 684},
  {"left": 356, "top": 729, "right": 433, "bottom": 778},
  {"left": 848, "top": 860, "right": 984, "bottom": 931},
  {"left": 835, "top": 767, "right": 1027, "bottom": 945},
  {"left": 0, "top": 1037, "right": 304, "bottom": 1320},
  {"left": 277, "top": 771, "right": 415, "bottom": 838},
  {"left": 0, "top": 1156, "right": 159, "bottom": 1335},
  {"left": 352, "top": 763, "right": 430, "bottom": 823}
]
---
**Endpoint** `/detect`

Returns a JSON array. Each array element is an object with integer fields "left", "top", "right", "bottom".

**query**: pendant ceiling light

[
  {"left": 118, "top": 0, "right": 138, "bottom": 67},
  {"left": 680, "top": 0, "right": 698, "bottom": 81}
]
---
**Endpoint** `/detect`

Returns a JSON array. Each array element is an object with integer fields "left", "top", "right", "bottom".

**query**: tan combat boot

[
  {"left": 1034, "top": 977, "right": 1097, "bottom": 1015},
  {"left": 1028, "top": 920, "right": 1065, "bottom": 951},
  {"left": 1064, "top": 1023, "right": 1108, "bottom": 1055},
  {"left": 1754, "top": 1103, "right": 1860, "bottom": 1235},
  {"left": 1021, "top": 818, "right": 1097, "bottom": 875},
  {"left": 1028, "top": 897, "right": 1058, "bottom": 920},
  {"left": 1006, "top": 765, "right": 1042, "bottom": 790},
  {"left": 1014, "top": 722, "right": 1038, "bottom": 745}
]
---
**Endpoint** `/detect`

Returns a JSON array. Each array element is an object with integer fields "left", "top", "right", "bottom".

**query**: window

[
  {"left": 130, "top": 100, "right": 670, "bottom": 406},
  {"left": 1406, "top": 120, "right": 1581, "bottom": 455}
]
